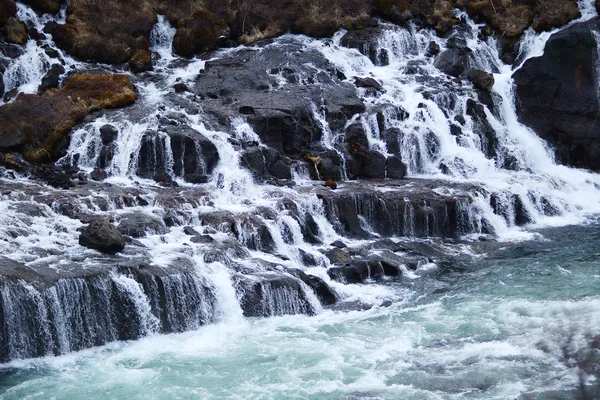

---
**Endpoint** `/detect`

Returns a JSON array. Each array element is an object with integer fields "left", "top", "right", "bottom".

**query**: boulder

[
  {"left": 346, "top": 143, "right": 386, "bottom": 179},
  {"left": 90, "top": 167, "right": 107, "bottom": 181},
  {"left": 79, "top": 217, "right": 125, "bottom": 254},
  {"left": 467, "top": 68, "right": 494, "bottom": 92},
  {"left": 100, "top": 124, "right": 118, "bottom": 145},
  {"left": 514, "top": 18, "right": 600, "bottom": 171},
  {"left": 354, "top": 76, "right": 384, "bottom": 91},
  {"left": 117, "top": 212, "right": 168, "bottom": 238},
  {"left": 38, "top": 63, "right": 65, "bottom": 93},
  {"left": 2, "top": 18, "right": 28, "bottom": 45},
  {"left": 340, "top": 27, "right": 387, "bottom": 65},
  {"left": 128, "top": 49, "right": 152, "bottom": 73},
  {"left": 0, "top": 74, "right": 136, "bottom": 163},
  {"left": 433, "top": 47, "right": 471, "bottom": 77},
  {"left": 386, "top": 154, "right": 407, "bottom": 179}
]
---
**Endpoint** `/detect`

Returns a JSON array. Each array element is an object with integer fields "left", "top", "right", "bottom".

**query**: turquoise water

[{"left": 1, "top": 223, "right": 599, "bottom": 399}]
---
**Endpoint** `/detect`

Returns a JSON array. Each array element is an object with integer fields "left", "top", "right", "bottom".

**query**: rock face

[
  {"left": 79, "top": 217, "right": 125, "bottom": 253},
  {"left": 514, "top": 18, "right": 600, "bottom": 171},
  {"left": 2, "top": 18, "right": 28, "bottom": 45},
  {"left": 0, "top": 74, "right": 136, "bottom": 163}
]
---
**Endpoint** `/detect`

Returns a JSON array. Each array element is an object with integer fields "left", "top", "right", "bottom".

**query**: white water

[{"left": 1, "top": 2, "right": 600, "bottom": 396}]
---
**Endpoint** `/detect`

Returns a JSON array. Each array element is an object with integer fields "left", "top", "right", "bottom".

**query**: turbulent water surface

[{"left": 1, "top": 222, "right": 600, "bottom": 399}]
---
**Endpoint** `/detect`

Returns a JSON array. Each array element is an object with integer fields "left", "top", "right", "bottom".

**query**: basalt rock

[
  {"left": 514, "top": 18, "right": 600, "bottom": 171},
  {"left": 0, "top": 74, "right": 136, "bottom": 163},
  {"left": 117, "top": 211, "right": 168, "bottom": 238},
  {"left": 79, "top": 217, "right": 125, "bottom": 254}
]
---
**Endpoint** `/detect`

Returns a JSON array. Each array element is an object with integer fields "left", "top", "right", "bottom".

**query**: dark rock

[
  {"left": 426, "top": 41, "right": 440, "bottom": 57},
  {"left": 97, "top": 143, "right": 116, "bottom": 169},
  {"left": 190, "top": 234, "right": 214, "bottom": 244},
  {"left": 38, "top": 63, "right": 64, "bottom": 92},
  {"left": 345, "top": 121, "right": 369, "bottom": 148},
  {"left": 347, "top": 143, "right": 386, "bottom": 179},
  {"left": 117, "top": 212, "right": 168, "bottom": 238},
  {"left": 22, "top": 0, "right": 64, "bottom": 14},
  {"left": 466, "top": 99, "right": 497, "bottom": 158},
  {"left": 386, "top": 154, "right": 407, "bottom": 179},
  {"left": 100, "top": 124, "right": 118, "bottom": 145},
  {"left": 184, "top": 173, "right": 210, "bottom": 184},
  {"left": 327, "top": 258, "right": 384, "bottom": 284},
  {"left": 0, "top": 0, "right": 16, "bottom": 26},
  {"left": 183, "top": 226, "right": 199, "bottom": 236},
  {"left": 330, "top": 240, "right": 347, "bottom": 248},
  {"left": 2, "top": 18, "right": 28, "bottom": 45},
  {"left": 90, "top": 167, "right": 107, "bottom": 181},
  {"left": 467, "top": 69, "right": 494, "bottom": 92},
  {"left": 128, "top": 49, "right": 152, "bottom": 73},
  {"left": 354, "top": 76, "right": 384, "bottom": 91},
  {"left": 78, "top": 217, "right": 125, "bottom": 254},
  {"left": 514, "top": 18, "right": 600, "bottom": 171},
  {"left": 325, "top": 247, "right": 351, "bottom": 264},
  {"left": 434, "top": 48, "right": 471, "bottom": 77},
  {"left": 153, "top": 172, "right": 173, "bottom": 184},
  {"left": 174, "top": 83, "right": 188, "bottom": 93},
  {"left": 288, "top": 269, "right": 337, "bottom": 306},
  {"left": 31, "top": 165, "right": 74, "bottom": 188},
  {"left": 340, "top": 27, "right": 387, "bottom": 65}
]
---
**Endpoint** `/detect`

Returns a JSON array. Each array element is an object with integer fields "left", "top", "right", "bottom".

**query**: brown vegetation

[{"left": 0, "top": 74, "right": 136, "bottom": 163}]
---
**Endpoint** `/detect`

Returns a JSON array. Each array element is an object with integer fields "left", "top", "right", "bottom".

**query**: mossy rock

[{"left": 0, "top": 74, "right": 136, "bottom": 163}]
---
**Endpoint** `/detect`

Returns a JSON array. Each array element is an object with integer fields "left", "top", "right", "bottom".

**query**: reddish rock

[{"left": 0, "top": 74, "right": 136, "bottom": 163}]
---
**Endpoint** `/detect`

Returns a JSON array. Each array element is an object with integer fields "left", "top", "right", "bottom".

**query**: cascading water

[{"left": 1, "top": 1, "right": 600, "bottom": 398}]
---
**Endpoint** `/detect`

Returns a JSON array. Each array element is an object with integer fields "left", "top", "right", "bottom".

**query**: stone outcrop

[
  {"left": 0, "top": 74, "right": 136, "bottom": 163},
  {"left": 514, "top": 18, "right": 600, "bottom": 171}
]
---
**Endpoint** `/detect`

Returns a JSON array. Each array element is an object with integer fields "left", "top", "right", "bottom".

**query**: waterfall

[{"left": 1, "top": 0, "right": 600, "bottom": 364}]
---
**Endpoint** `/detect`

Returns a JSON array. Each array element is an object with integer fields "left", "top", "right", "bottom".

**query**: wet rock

[
  {"left": 31, "top": 165, "right": 74, "bottom": 188},
  {"left": 2, "top": 17, "right": 28, "bottom": 45},
  {"left": 153, "top": 171, "right": 173, "bottom": 184},
  {"left": 325, "top": 247, "right": 351, "bottom": 264},
  {"left": 386, "top": 154, "right": 407, "bottom": 179},
  {"left": 434, "top": 47, "right": 471, "bottom": 77},
  {"left": 467, "top": 68, "right": 494, "bottom": 92},
  {"left": 38, "top": 63, "right": 65, "bottom": 93},
  {"left": 97, "top": 143, "right": 116, "bottom": 169},
  {"left": 173, "top": 82, "right": 188, "bottom": 93},
  {"left": 190, "top": 234, "right": 214, "bottom": 244},
  {"left": 0, "top": 152, "right": 25, "bottom": 170},
  {"left": 128, "top": 49, "right": 153, "bottom": 73},
  {"left": 78, "top": 217, "right": 125, "bottom": 254},
  {"left": 345, "top": 121, "right": 369, "bottom": 148},
  {"left": 100, "top": 124, "right": 118, "bottom": 145},
  {"left": 354, "top": 76, "right": 384, "bottom": 91},
  {"left": 514, "top": 18, "right": 600, "bottom": 171},
  {"left": 289, "top": 269, "right": 337, "bottom": 306},
  {"left": 0, "top": 74, "right": 136, "bottom": 163},
  {"left": 235, "top": 274, "right": 316, "bottom": 317},
  {"left": 340, "top": 27, "right": 387, "bottom": 65},
  {"left": 466, "top": 99, "right": 497, "bottom": 158},
  {"left": 90, "top": 167, "right": 107, "bottom": 181},
  {"left": 172, "top": 9, "right": 229, "bottom": 58},
  {"left": 117, "top": 212, "right": 168, "bottom": 238},
  {"left": 346, "top": 143, "right": 386, "bottom": 179},
  {"left": 327, "top": 258, "right": 384, "bottom": 284},
  {"left": 331, "top": 240, "right": 347, "bottom": 248},
  {"left": 426, "top": 41, "right": 440, "bottom": 57},
  {"left": 184, "top": 173, "right": 209, "bottom": 184}
]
